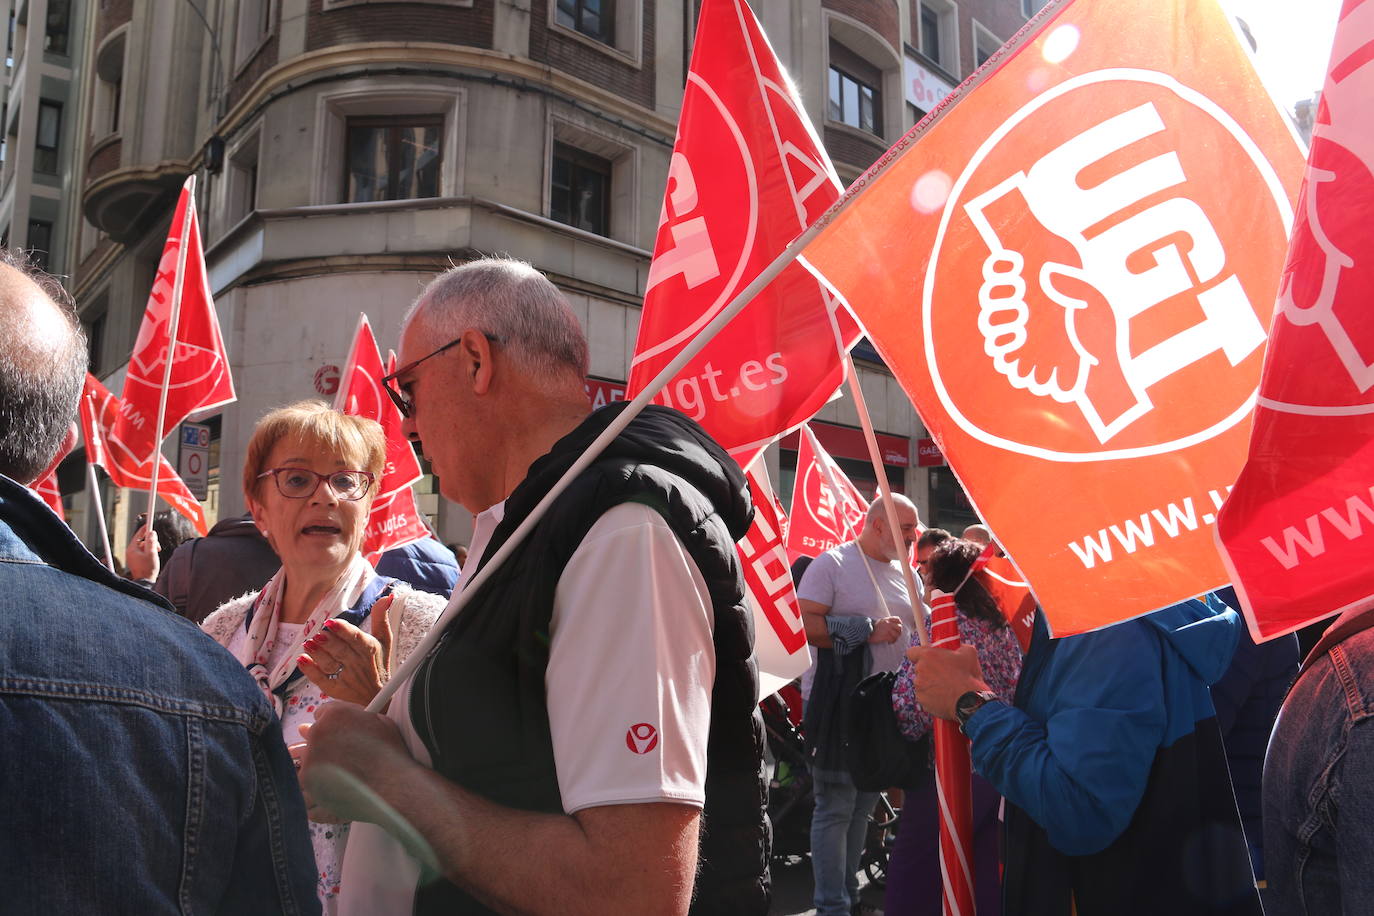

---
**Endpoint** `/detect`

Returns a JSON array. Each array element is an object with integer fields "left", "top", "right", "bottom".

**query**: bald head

[
  {"left": 860, "top": 493, "right": 920, "bottom": 561},
  {"left": 963, "top": 524, "right": 992, "bottom": 547},
  {"left": 0, "top": 251, "right": 86, "bottom": 484}
]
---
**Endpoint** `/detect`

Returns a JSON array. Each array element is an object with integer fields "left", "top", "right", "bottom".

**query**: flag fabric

[
  {"left": 786, "top": 424, "right": 869, "bottom": 561},
  {"left": 800, "top": 0, "right": 1307, "bottom": 637},
  {"left": 739, "top": 465, "right": 811, "bottom": 697},
  {"left": 967, "top": 542, "right": 1037, "bottom": 652},
  {"left": 32, "top": 472, "right": 64, "bottom": 520},
  {"left": 111, "top": 176, "right": 234, "bottom": 467},
  {"left": 629, "top": 0, "right": 859, "bottom": 687},
  {"left": 334, "top": 316, "right": 430, "bottom": 560},
  {"left": 1216, "top": 0, "right": 1374, "bottom": 642},
  {"left": 82, "top": 374, "right": 209, "bottom": 535},
  {"left": 626, "top": 0, "right": 861, "bottom": 468},
  {"left": 928, "top": 588, "right": 977, "bottom": 916}
]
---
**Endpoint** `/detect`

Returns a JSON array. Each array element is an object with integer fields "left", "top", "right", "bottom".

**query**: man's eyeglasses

[
  {"left": 257, "top": 467, "right": 375, "bottom": 501},
  {"left": 380, "top": 332, "right": 501, "bottom": 418}
]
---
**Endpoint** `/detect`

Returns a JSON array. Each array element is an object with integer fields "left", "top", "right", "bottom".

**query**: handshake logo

[{"left": 961, "top": 101, "right": 1267, "bottom": 444}]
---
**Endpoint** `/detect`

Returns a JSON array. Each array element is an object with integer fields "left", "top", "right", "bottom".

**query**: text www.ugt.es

[{"left": 1067, "top": 488, "right": 1232, "bottom": 569}]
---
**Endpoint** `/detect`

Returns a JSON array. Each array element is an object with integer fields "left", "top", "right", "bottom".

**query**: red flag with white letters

[
  {"left": 740, "top": 466, "right": 810, "bottom": 694},
  {"left": 82, "top": 374, "right": 208, "bottom": 535},
  {"left": 335, "top": 315, "right": 429, "bottom": 560},
  {"left": 112, "top": 177, "right": 234, "bottom": 467},
  {"left": 628, "top": 0, "right": 859, "bottom": 688},
  {"left": 626, "top": 0, "right": 861, "bottom": 467},
  {"left": 786, "top": 424, "right": 869, "bottom": 561},
  {"left": 1216, "top": 0, "right": 1374, "bottom": 641}
]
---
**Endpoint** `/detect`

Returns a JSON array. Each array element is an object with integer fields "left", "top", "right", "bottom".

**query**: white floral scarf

[{"left": 235, "top": 554, "right": 375, "bottom": 716}]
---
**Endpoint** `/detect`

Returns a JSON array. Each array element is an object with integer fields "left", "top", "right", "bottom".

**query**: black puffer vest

[{"left": 410, "top": 404, "right": 771, "bottom": 915}]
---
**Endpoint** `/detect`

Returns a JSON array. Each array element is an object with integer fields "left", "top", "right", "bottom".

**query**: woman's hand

[
  {"left": 126, "top": 522, "right": 160, "bottom": 582},
  {"left": 298, "top": 595, "right": 396, "bottom": 705}
]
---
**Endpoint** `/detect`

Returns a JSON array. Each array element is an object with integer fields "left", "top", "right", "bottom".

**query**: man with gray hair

[
  {"left": 798, "top": 494, "right": 922, "bottom": 916},
  {"left": 0, "top": 250, "right": 319, "bottom": 912},
  {"left": 304, "top": 257, "right": 768, "bottom": 915}
]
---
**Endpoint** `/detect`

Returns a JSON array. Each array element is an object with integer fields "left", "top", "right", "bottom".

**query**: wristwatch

[{"left": 954, "top": 690, "right": 999, "bottom": 732}]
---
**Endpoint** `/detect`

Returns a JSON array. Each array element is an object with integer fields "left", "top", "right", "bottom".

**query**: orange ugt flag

[{"left": 800, "top": 0, "right": 1307, "bottom": 636}]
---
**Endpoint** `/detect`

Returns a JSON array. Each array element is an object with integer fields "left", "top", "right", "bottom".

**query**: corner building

[{"left": 68, "top": 0, "right": 1034, "bottom": 554}]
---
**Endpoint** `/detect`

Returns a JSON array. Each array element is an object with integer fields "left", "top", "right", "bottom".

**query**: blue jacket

[
  {"left": 377, "top": 537, "right": 460, "bottom": 598},
  {"left": 1209, "top": 586, "right": 1298, "bottom": 880},
  {"left": 964, "top": 598, "right": 1259, "bottom": 915},
  {"left": 0, "top": 475, "right": 320, "bottom": 914}
]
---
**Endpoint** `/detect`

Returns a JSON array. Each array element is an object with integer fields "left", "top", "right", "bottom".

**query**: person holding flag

[
  {"left": 200, "top": 400, "right": 445, "bottom": 914},
  {"left": 888, "top": 538, "right": 1022, "bottom": 916},
  {"left": 798, "top": 494, "right": 920, "bottom": 916},
  {"left": 908, "top": 593, "right": 1260, "bottom": 914},
  {"left": 301, "top": 259, "right": 768, "bottom": 916}
]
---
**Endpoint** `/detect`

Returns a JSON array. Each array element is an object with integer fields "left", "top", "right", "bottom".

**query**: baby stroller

[
  {"left": 762, "top": 682, "right": 903, "bottom": 885},
  {"left": 761, "top": 684, "right": 812, "bottom": 863}
]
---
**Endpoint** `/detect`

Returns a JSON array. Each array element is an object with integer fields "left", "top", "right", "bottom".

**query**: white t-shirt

[
  {"left": 798, "top": 540, "right": 920, "bottom": 680},
  {"left": 339, "top": 500, "right": 714, "bottom": 913}
]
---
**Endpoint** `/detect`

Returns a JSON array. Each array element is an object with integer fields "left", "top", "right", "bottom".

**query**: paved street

[{"left": 768, "top": 854, "right": 886, "bottom": 915}]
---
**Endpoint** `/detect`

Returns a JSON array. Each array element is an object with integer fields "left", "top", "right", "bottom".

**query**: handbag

[{"left": 846, "top": 669, "right": 932, "bottom": 792}]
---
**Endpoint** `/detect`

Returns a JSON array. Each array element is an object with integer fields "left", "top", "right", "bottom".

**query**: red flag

[
  {"left": 800, "top": 0, "right": 1306, "bottom": 637},
  {"left": 739, "top": 466, "right": 810, "bottom": 694},
  {"left": 112, "top": 177, "right": 234, "bottom": 467},
  {"left": 929, "top": 589, "right": 977, "bottom": 916},
  {"left": 626, "top": 0, "right": 861, "bottom": 466},
  {"left": 786, "top": 424, "right": 869, "bottom": 561},
  {"left": 82, "top": 374, "right": 209, "bottom": 535},
  {"left": 968, "top": 543, "right": 1036, "bottom": 652},
  {"left": 629, "top": 0, "right": 858, "bottom": 689},
  {"left": 31, "top": 472, "right": 64, "bottom": 520},
  {"left": 335, "top": 315, "right": 429, "bottom": 559},
  {"left": 1216, "top": 0, "right": 1374, "bottom": 641}
]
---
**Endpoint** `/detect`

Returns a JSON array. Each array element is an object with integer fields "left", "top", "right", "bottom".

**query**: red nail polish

[
  {"left": 296, "top": 655, "right": 309, "bottom": 666},
  {"left": 324, "top": 620, "right": 340, "bottom": 631}
]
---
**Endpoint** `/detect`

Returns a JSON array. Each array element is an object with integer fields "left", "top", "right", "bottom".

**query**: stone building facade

[{"left": 65, "top": 0, "right": 1035, "bottom": 556}]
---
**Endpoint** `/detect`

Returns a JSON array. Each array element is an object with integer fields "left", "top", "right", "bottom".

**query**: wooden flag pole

[{"left": 146, "top": 175, "right": 198, "bottom": 519}]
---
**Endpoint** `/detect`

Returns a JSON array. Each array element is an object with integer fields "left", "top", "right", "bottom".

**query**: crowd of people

[{"left": 0, "top": 246, "right": 1369, "bottom": 915}]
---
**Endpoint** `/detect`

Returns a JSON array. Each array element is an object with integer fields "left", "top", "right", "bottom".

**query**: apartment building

[{"left": 63, "top": 0, "right": 1035, "bottom": 553}]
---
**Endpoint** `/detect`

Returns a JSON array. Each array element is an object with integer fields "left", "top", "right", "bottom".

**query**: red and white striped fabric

[{"left": 929, "top": 588, "right": 977, "bottom": 916}]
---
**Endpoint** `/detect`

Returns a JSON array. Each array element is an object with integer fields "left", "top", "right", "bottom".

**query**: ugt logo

[{"left": 926, "top": 71, "right": 1294, "bottom": 461}]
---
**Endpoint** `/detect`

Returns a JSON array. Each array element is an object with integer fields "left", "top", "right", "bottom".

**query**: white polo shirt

[{"left": 339, "top": 500, "right": 715, "bottom": 913}]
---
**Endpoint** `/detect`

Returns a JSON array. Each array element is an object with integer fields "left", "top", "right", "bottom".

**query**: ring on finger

[{"left": 325, "top": 663, "right": 345, "bottom": 680}]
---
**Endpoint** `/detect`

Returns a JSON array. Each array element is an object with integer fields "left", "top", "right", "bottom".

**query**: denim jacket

[
  {"left": 1263, "top": 607, "right": 1374, "bottom": 916},
  {"left": 0, "top": 475, "right": 320, "bottom": 914}
]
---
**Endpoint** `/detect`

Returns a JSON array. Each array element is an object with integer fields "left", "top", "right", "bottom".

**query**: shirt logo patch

[{"left": 625, "top": 723, "right": 659, "bottom": 754}]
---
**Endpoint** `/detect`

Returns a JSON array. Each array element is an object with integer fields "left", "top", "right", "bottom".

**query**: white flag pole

[
  {"left": 146, "top": 175, "right": 198, "bottom": 519},
  {"left": 87, "top": 463, "right": 116, "bottom": 572},
  {"left": 842, "top": 355, "right": 929, "bottom": 648},
  {"left": 369, "top": 216, "right": 834, "bottom": 713},
  {"left": 807, "top": 424, "right": 897, "bottom": 626}
]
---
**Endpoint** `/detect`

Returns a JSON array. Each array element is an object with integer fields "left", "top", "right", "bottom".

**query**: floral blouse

[{"left": 893, "top": 607, "right": 1024, "bottom": 743}]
